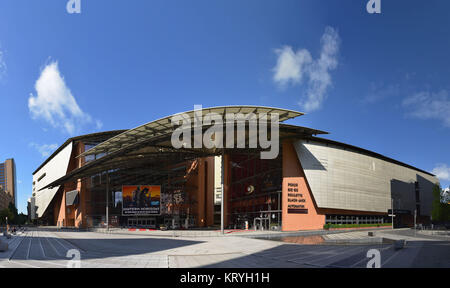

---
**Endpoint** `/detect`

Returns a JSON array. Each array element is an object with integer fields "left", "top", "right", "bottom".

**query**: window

[
  {"left": 85, "top": 154, "right": 95, "bottom": 162},
  {"left": 325, "top": 215, "right": 385, "bottom": 225},
  {"left": 37, "top": 173, "right": 46, "bottom": 182}
]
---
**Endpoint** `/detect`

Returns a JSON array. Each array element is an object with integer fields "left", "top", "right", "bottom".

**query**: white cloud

[
  {"left": 432, "top": 164, "right": 450, "bottom": 181},
  {"left": 95, "top": 119, "right": 103, "bottom": 130},
  {"left": 402, "top": 90, "right": 450, "bottom": 127},
  {"left": 363, "top": 83, "right": 400, "bottom": 104},
  {"left": 273, "top": 27, "right": 340, "bottom": 112},
  {"left": 0, "top": 45, "right": 6, "bottom": 79},
  {"left": 29, "top": 142, "right": 59, "bottom": 158},
  {"left": 273, "top": 47, "right": 312, "bottom": 86},
  {"left": 28, "top": 61, "right": 100, "bottom": 135}
]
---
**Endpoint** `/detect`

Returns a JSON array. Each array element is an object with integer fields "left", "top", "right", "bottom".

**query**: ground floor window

[{"left": 325, "top": 214, "right": 391, "bottom": 225}]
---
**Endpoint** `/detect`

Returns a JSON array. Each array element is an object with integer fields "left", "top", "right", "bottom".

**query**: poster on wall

[{"left": 122, "top": 185, "right": 161, "bottom": 216}]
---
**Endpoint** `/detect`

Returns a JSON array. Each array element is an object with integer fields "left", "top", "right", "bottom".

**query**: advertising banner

[{"left": 122, "top": 185, "right": 161, "bottom": 216}]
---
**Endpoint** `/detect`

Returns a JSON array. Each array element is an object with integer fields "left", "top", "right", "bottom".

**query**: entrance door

[{"left": 128, "top": 218, "right": 156, "bottom": 228}]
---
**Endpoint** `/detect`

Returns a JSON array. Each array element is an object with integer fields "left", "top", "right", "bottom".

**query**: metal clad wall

[
  {"left": 33, "top": 142, "right": 73, "bottom": 218},
  {"left": 294, "top": 140, "right": 439, "bottom": 215},
  {"left": 29, "top": 197, "right": 36, "bottom": 220}
]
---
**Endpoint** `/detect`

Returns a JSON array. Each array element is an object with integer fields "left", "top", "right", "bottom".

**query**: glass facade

[
  {"left": 79, "top": 160, "right": 198, "bottom": 228},
  {"left": 0, "top": 163, "right": 5, "bottom": 190},
  {"left": 228, "top": 151, "right": 283, "bottom": 231},
  {"left": 0, "top": 159, "right": 15, "bottom": 210}
]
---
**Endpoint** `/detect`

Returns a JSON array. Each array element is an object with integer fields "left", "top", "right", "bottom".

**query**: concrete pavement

[{"left": 0, "top": 228, "right": 448, "bottom": 268}]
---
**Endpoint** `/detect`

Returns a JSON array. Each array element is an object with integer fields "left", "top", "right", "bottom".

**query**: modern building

[
  {"left": 0, "top": 185, "right": 13, "bottom": 211},
  {"left": 0, "top": 158, "right": 17, "bottom": 209},
  {"left": 30, "top": 106, "right": 440, "bottom": 231},
  {"left": 30, "top": 131, "right": 125, "bottom": 226}
]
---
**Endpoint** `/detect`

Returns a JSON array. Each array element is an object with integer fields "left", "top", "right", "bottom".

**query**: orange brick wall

[
  {"left": 282, "top": 140, "right": 325, "bottom": 231},
  {"left": 54, "top": 141, "right": 85, "bottom": 228}
]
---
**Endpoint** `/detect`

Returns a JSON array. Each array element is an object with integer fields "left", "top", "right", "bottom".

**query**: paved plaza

[{"left": 0, "top": 228, "right": 448, "bottom": 268}]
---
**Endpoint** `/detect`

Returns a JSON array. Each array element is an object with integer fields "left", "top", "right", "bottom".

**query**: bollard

[
  {"left": 394, "top": 239, "right": 405, "bottom": 250},
  {"left": 0, "top": 239, "right": 8, "bottom": 251},
  {"left": 3, "top": 231, "right": 11, "bottom": 239}
]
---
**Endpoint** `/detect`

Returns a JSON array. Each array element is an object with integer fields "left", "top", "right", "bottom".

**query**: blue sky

[{"left": 0, "top": 0, "right": 449, "bottom": 213}]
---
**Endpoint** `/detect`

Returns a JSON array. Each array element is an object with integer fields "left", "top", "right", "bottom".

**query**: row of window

[{"left": 325, "top": 215, "right": 390, "bottom": 225}]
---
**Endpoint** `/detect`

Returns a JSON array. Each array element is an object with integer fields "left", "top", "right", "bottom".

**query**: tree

[
  {"left": 431, "top": 184, "right": 442, "bottom": 221},
  {"left": 431, "top": 184, "right": 450, "bottom": 222},
  {"left": 0, "top": 208, "right": 14, "bottom": 225},
  {"left": 0, "top": 203, "right": 23, "bottom": 225},
  {"left": 8, "top": 202, "right": 17, "bottom": 216},
  {"left": 15, "top": 213, "right": 28, "bottom": 225}
]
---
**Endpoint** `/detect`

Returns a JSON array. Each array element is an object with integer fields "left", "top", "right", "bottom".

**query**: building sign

[
  {"left": 287, "top": 182, "right": 308, "bottom": 214},
  {"left": 122, "top": 185, "right": 161, "bottom": 216},
  {"left": 388, "top": 209, "right": 411, "bottom": 215}
]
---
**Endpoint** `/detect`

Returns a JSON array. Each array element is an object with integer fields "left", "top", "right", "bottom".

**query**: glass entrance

[{"left": 228, "top": 151, "right": 282, "bottom": 231}]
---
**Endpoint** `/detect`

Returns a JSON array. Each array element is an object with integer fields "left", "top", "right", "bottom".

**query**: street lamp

[
  {"left": 414, "top": 209, "right": 417, "bottom": 236},
  {"left": 389, "top": 198, "right": 395, "bottom": 230}
]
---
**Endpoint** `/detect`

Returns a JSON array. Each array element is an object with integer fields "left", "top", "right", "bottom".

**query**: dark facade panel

[{"left": 66, "top": 190, "right": 79, "bottom": 206}]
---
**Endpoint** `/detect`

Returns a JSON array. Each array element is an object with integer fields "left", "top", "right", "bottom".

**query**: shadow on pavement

[{"left": 9, "top": 232, "right": 203, "bottom": 261}]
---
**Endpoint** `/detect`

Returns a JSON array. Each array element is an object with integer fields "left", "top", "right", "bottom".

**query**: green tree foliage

[
  {"left": 432, "top": 184, "right": 442, "bottom": 220},
  {"left": 0, "top": 202, "right": 28, "bottom": 225},
  {"left": 8, "top": 202, "right": 17, "bottom": 216},
  {"left": 0, "top": 208, "right": 14, "bottom": 225},
  {"left": 431, "top": 184, "right": 450, "bottom": 222},
  {"left": 15, "top": 213, "right": 28, "bottom": 225}
]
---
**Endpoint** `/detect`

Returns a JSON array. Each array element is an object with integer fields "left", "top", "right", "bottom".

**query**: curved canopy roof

[
  {"left": 41, "top": 106, "right": 328, "bottom": 190},
  {"left": 78, "top": 106, "right": 305, "bottom": 159}
]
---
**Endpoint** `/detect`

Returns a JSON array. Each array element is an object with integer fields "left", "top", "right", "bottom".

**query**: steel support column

[{"left": 221, "top": 150, "right": 225, "bottom": 235}]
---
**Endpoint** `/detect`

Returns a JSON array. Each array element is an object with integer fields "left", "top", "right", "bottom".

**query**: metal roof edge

[
  {"left": 32, "top": 130, "right": 126, "bottom": 175},
  {"left": 79, "top": 106, "right": 304, "bottom": 158}
]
